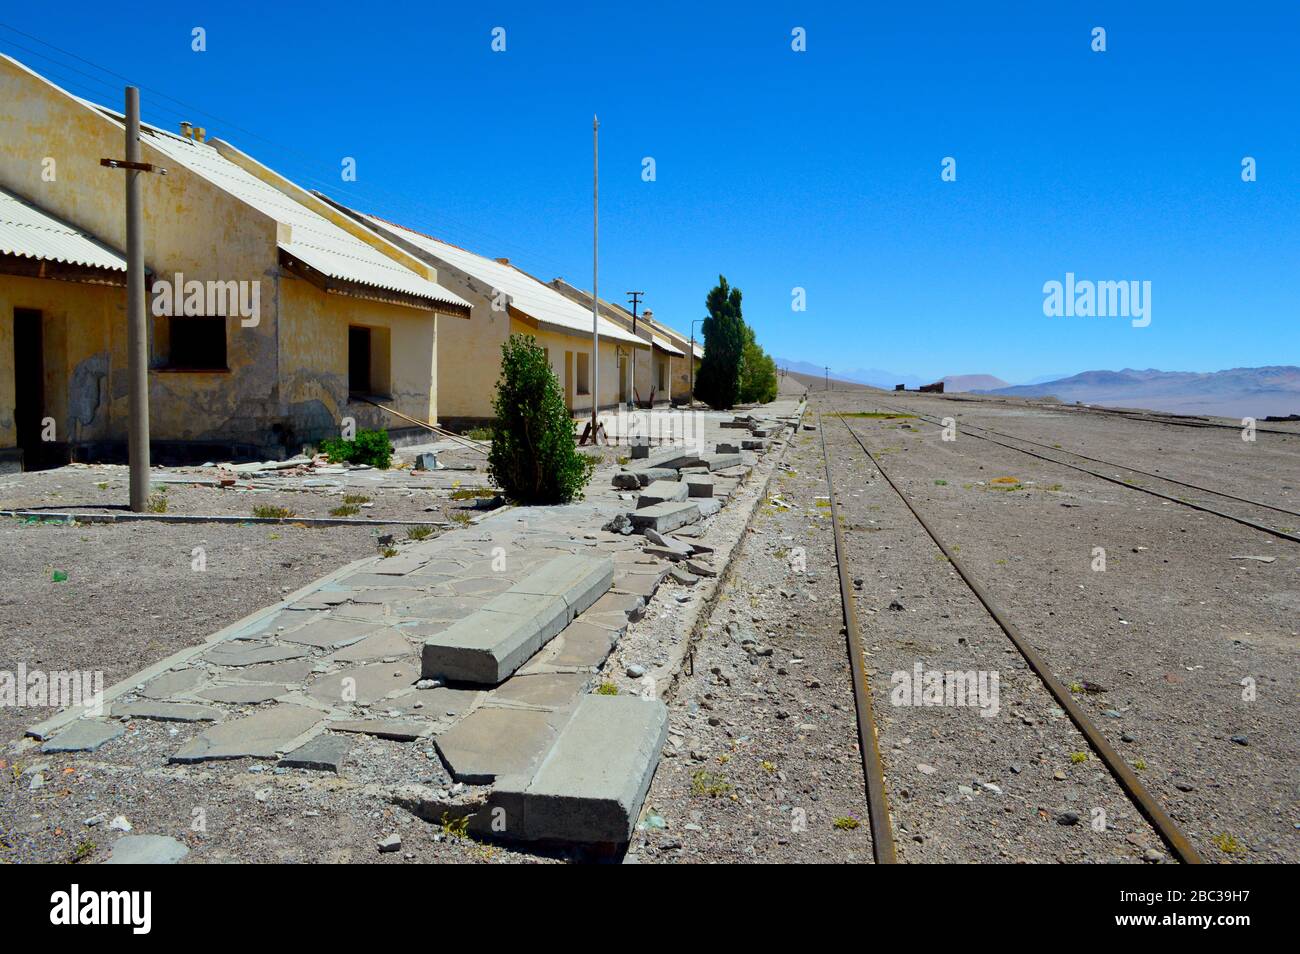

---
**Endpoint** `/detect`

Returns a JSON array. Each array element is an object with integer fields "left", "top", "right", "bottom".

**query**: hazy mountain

[
  {"left": 979, "top": 366, "right": 1300, "bottom": 419},
  {"left": 942, "top": 374, "right": 1010, "bottom": 392},
  {"left": 776, "top": 358, "right": 924, "bottom": 389}
]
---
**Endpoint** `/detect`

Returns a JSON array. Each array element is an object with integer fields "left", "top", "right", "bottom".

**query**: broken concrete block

[
  {"left": 630, "top": 443, "right": 651, "bottom": 459},
  {"left": 695, "top": 498, "right": 723, "bottom": 518},
  {"left": 487, "top": 695, "right": 668, "bottom": 845},
  {"left": 279, "top": 734, "right": 353, "bottom": 772},
  {"left": 630, "top": 467, "right": 676, "bottom": 487},
  {"left": 637, "top": 480, "right": 688, "bottom": 508},
  {"left": 629, "top": 501, "right": 700, "bottom": 534},
  {"left": 702, "top": 453, "right": 742, "bottom": 471},
  {"left": 414, "top": 451, "right": 440, "bottom": 471},
  {"left": 684, "top": 476, "right": 714, "bottom": 498},
  {"left": 741, "top": 439, "right": 769, "bottom": 451},
  {"left": 421, "top": 556, "right": 613, "bottom": 684},
  {"left": 328, "top": 719, "right": 431, "bottom": 741},
  {"left": 611, "top": 472, "right": 641, "bottom": 490},
  {"left": 716, "top": 442, "right": 740, "bottom": 454}
]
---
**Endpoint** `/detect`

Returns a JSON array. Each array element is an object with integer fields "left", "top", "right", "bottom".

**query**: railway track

[
  {"left": 872, "top": 401, "right": 1300, "bottom": 545},
  {"left": 817, "top": 406, "right": 1204, "bottom": 864}
]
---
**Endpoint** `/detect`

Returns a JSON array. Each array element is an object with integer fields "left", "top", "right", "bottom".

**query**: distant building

[
  {"left": 0, "top": 54, "right": 469, "bottom": 470},
  {"left": 332, "top": 206, "right": 652, "bottom": 429},
  {"left": 547, "top": 278, "right": 701, "bottom": 405}
]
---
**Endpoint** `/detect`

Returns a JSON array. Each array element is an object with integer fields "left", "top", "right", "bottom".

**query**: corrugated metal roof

[
  {"left": 0, "top": 186, "right": 127, "bottom": 272},
  {"left": 650, "top": 333, "right": 685, "bottom": 356},
  {"left": 364, "top": 216, "right": 645, "bottom": 347},
  {"left": 127, "top": 123, "right": 468, "bottom": 311}
]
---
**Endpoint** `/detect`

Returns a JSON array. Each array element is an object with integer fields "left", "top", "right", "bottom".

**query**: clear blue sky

[{"left": 3, "top": 2, "right": 1296, "bottom": 383}]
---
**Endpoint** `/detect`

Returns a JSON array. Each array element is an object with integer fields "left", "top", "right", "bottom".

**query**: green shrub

[
  {"left": 487, "top": 335, "right": 593, "bottom": 504},
  {"left": 320, "top": 428, "right": 393, "bottom": 469}
]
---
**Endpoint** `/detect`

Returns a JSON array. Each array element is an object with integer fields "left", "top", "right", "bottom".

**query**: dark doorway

[
  {"left": 13, "top": 308, "right": 47, "bottom": 470},
  {"left": 348, "top": 325, "right": 371, "bottom": 394}
]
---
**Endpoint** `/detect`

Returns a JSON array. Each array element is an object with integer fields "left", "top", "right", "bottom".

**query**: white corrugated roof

[
  {"left": 363, "top": 216, "right": 645, "bottom": 346},
  {"left": 69, "top": 102, "right": 470, "bottom": 311},
  {"left": 0, "top": 186, "right": 126, "bottom": 272},
  {"left": 142, "top": 132, "right": 467, "bottom": 309},
  {"left": 650, "top": 333, "right": 685, "bottom": 357}
]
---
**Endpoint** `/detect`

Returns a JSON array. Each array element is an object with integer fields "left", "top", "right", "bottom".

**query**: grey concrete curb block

[
  {"left": 2, "top": 509, "right": 451, "bottom": 528},
  {"left": 487, "top": 694, "right": 668, "bottom": 845},
  {"left": 421, "top": 555, "right": 614, "bottom": 684}
]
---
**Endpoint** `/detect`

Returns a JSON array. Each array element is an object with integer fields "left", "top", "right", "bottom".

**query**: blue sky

[{"left": 3, "top": 2, "right": 1296, "bottom": 383}]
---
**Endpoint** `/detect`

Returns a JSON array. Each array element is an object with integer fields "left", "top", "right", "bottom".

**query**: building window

[
  {"left": 348, "top": 325, "right": 392, "bottom": 397},
  {"left": 157, "top": 316, "right": 227, "bottom": 370},
  {"left": 576, "top": 351, "right": 590, "bottom": 395}
]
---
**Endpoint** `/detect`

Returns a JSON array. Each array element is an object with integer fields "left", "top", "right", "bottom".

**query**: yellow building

[
  {"left": 0, "top": 54, "right": 469, "bottom": 469},
  {"left": 335, "top": 207, "right": 652, "bottom": 429},
  {"left": 547, "top": 278, "right": 702, "bottom": 404}
]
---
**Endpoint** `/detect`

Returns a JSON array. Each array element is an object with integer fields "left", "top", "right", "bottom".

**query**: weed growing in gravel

[
  {"left": 934, "top": 479, "right": 947, "bottom": 486},
  {"left": 449, "top": 512, "right": 473, "bottom": 526},
  {"left": 691, "top": 769, "right": 732, "bottom": 798},
  {"left": 596, "top": 682, "right": 618, "bottom": 695},
  {"left": 761, "top": 760, "right": 776, "bottom": 773},
  {"left": 329, "top": 504, "right": 360, "bottom": 517},
  {"left": 1134, "top": 759, "right": 1148, "bottom": 771},
  {"left": 73, "top": 840, "right": 96, "bottom": 862},
  {"left": 96, "top": 482, "right": 108, "bottom": 490},
  {"left": 1069, "top": 681, "right": 1084, "bottom": 693},
  {"left": 406, "top": 525, "right": 434, "bottom": 541},
  {"left": 1043, "top": 484, "right": 1064, "bottom": 492},
  {"left": 988, "top": 476, "right": 1023, "bottom": 491},
  {"left": 449, "top": 488, "right": 496, "bottom": 500},
  {"left": 439, "top": 812, "right": 469, "bottom": 840},
  {"left": 833, "top": 816, "right": 861, "bottom": 831},
  {"left": 342, "top": 494, "right": 370, "bottom": 505},
  {"left": 146, "top": 492, "right": 168, "bottom": 513},
  {"left": 1069, "top": 751, "right": 1089, "bottom": 764},
  {"left": 1211, "top": 832, "right": 1246, "bottom": 855},
  {"left": 379, "top": 546, "right": 399, "bottom": 558},
  {"left": 253, "top": 505, "right": 295, "bottom": 519}
]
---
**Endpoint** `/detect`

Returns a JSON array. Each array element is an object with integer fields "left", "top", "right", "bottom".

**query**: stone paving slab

[
  {"left": 328, "top": 718, "right": 431, "bottom": 741},
  {"left": 489, "top": 672, "right": 592, "bottom": 709},
  {"left": 307, "top": 661, "right": 418, "bottom": 706},
  {"left": 41, "top": 719, "right": 124, "bottom": 753},
  {"left": 280, "top": 617, "right": 382, "bottom": 649},
  {"left": 170, "top": 703, "right": 322, "bottom": 762},
  {"left": 104, "top": 834, "right": 190, "bottom": 864},
  {"left": 325, "top": 628, "right": 414, "bottom": 662},
  {"left": 112, "top": 701, "right": 222, "bottom": 723},
  {"left": 197, "top": 684, "right": 289, "bottom": 705},
  {"left": 204, "top": 641, "right": 310, "bottom": 668},
  {"left": 140, "top": 668, "right": 205, "bottom": 699},
  {"left": 488, "top": 695, "right": 668, "bottom": 845},
  {"left": 434, "top": 705, "right": 570, "bottom": 783}
]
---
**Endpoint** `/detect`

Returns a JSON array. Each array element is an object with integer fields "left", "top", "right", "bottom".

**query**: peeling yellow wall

[
  {"left": 0, "top": 275, "right": 123, "bottom": 449},
  {"left": 277, "top": 276, "right": 438, "bottom": 443},
  {"left": 507, "top": 317, "right": 649, "bottom": 413}
]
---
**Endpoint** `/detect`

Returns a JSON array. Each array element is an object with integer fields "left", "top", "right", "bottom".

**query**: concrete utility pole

[
  {"left": 689, "top": 318, "right": 704, "bottom": 402},
  {"left": 627, "top": 290, "right": 643, "bottom": 407},
  {"left": 101, "top": 87, "right": 160, "bottom": 512},
  {"left": 825, "top": 366, "right": 830, "bottom": 392}
]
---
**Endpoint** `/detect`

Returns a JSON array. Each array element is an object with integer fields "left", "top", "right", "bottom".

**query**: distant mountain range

[
  {"left": 978, "top": 366, "right": 1300, "bottom": 419},
  {"left": 778, "top": 358, "right": 1300, "bottom": 417}
]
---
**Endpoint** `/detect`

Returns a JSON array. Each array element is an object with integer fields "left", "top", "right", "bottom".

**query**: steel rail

[
  {"left": 828, "top": 405, "right": 1204, "bottom": 865},
  {"left": 817, "top": 414, "right": 897, "bottom": 863},
  {"left": 941, "top": 415, "right": 1300, "bottom": 519},
  {"left": 875, "top": 403, "right": 1300, "bottom": 546}
]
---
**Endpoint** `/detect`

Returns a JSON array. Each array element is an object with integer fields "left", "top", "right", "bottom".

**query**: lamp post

[{"left": 689, "top": 318, "right": 704, "bottom": 403}]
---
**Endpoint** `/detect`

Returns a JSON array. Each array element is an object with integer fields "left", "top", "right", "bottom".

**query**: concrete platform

[
  {"left": 421, "top": 555, "right": 613, "bottom": 684},
  {"left": 487, "top": 695, "right": 668, "bottom": 845}
]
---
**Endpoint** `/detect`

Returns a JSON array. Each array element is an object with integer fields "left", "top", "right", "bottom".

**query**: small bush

[
  {"left": 487, "top": 335, "right": 593, "bottom": 504},
  {"left": 406, "top": 525, "right": 434, "bottom": 541},
  {"left": 320, "top": 428, "right": 393, "bottom": 469},
  {"left": 329, "top": 504, "right": 360, "bottom": 517}
]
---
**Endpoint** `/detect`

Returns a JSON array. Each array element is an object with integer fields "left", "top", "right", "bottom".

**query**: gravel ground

[{"left": 818, "top": 389, "right": 1297, "bottom": 863}]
